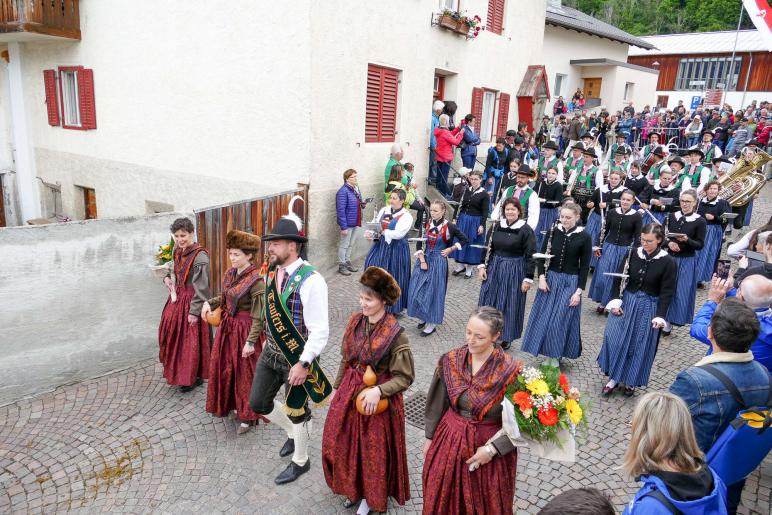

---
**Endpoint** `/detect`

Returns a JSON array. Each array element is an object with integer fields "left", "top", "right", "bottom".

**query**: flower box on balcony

[{"left": 438, "top": 14, "right": 471, "bottom": 36}]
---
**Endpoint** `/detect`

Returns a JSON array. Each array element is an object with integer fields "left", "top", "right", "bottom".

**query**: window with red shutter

[
  {"left": 486, "top": 0, "right": 505, "bottom": 35},
  {"left": 365, "top": 64, "right": 399, "bottom": 143},
  {"left": 43, "top": 70, "right": 60, "bottom": 126},
  {"left": 496, "top": 93, "right": 510, "bottom": 139},
  {"left": 471, "top": 87, "right": 484, "bottom": 136},
  {"left": 78, "top": 68, "right": 96, "bottom": 130},
  {"left": 57, "top": 66, "right": 96, "bottom": 131}
]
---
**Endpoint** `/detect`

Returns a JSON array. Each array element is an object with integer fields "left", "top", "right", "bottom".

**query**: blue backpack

[{"left": 700, "top": 364, "right": 772, "bottom": 487}]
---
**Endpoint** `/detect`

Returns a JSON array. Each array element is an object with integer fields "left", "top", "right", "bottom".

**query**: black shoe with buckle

[
  {"left": 279, "top": 438, "right": 295, "bottom": 458},
  {"left": 623, "top": 386, "right": 635, "bottom": 397},
  {"left": 179, "top": 377, "right": 203, "bottom": 392},
  {"left": 274, "top": 459, "right": 310, "bottom": 485}
]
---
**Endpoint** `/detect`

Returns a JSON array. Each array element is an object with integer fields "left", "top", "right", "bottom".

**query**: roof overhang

[
  {"left": 569, "top": 58, "right": 659, "bottom": 74},
  {"left": 545, "top": 17, "right": 655, "bottom": 50}
]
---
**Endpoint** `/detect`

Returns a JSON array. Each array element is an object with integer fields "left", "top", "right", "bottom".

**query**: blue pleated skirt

[
  {"left": 666, "top": 255, "right": 698, "bottom": 326},
  {"left": 642, "top": 210, "right": 666, "bottom": 226},
  {"left": 453, "top": 213, "right": 484, "bottom": 265},
  {"left": 364, "top": 236, "right": 411, "bottom": 313},
  {"left": 407, "top": 249, "right": 448, "bottom": 324},
  {"left": 521, "top": 272, "right": 582, "bottom": 359},
  {"left": 695, "top": 224, "right": 724, "bottom": 283},
  {"left": 589, "top": 242, "right": 631, "bottom": 306},
  {"left": 585, "top": 211, "right": 602, "bottom": 267},
  {"left": 478, "top": 255, "right": 527, "bottom": 342},
  {"left": 744, "top": 199, "right": 754, "bottom": 226},
  {"left": 535, "top": 207, "right": 559, "bottom": 251},
  {"left": 597, "top": 290, "right": 660, "bottom": 387}
]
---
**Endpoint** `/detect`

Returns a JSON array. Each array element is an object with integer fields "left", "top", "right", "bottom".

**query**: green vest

[
  {"left": 576, "top": 166, "right": 597, "bottom": 189},
  {"left": 676, "top": 165, "right": 704, "bottom": 188},
  {"left": 503, "top": 186, "right": 535, "bottom": 220},
  {"left": 538, "top": 155, "right": 559, "bottom": 177}
]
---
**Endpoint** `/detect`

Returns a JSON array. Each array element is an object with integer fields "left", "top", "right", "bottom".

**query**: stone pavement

[{"left": 2, "top": 189, "right": 771, "bottom": 514}]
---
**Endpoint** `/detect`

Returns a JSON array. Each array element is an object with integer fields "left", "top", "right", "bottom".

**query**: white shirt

[
  {"left": 375, "top": 207, "right": 414, "bottom": 244},
  {"left": 278, "top": 257, "right": 330, "bottom": 364},
  {"left": 727, "top": 230, "right": 754, "bottom": 258}
]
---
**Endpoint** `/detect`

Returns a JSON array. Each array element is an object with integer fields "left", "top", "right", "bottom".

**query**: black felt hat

[
  {"left": 262, "top": 215, "right": 308, "bottom": 243},
  {"left": 542, "top": 140, "right": 559, "bottom": 151}
]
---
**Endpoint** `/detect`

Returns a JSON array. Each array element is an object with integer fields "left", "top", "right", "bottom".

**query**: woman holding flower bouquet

[
  {"left": 158, "top": 217, "right": 211, "bottom": 392},
  {"left": 422, "top": 307, "right": 521, "bottom": 515},
  {"left": 597, "top": 224, "right": 677, "bottom": 397}
]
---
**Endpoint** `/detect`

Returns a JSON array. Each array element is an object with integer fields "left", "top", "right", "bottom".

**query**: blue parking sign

[{"left": 690, "top": 96, "right": 701, "bottom": 110}]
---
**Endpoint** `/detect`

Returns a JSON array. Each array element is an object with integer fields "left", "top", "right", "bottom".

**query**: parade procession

[{"left": 2, "top": 1, "right": 772, "bottom": 514}]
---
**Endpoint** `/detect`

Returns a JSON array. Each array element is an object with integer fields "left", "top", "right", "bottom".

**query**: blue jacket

[
  {"left": 690, "top": 298, "right": 772, "bottom": 373},
  {"left": 460, "top": 125, "right": 481, "bottom": 158},
  {"left": 335, "top": 183, "right": 363, "bottom": 230},
  {"left": 618, "top": 117, "right": 633, "bottom": 136},
  {"left": 670, "top": 357, "right": 771, "bottom": 453},
  {"left": 430, "top": 112, "right": 440, "bottom": 149},
  {"left": 623, "top": 471, "right": 727, "bottom": 515}
]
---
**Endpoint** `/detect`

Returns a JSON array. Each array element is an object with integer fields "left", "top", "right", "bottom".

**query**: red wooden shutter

[
  {"left": 78, "top": 68, "right": 97, "bottom": 129},
  {"left": 43, "top": 69, "right": 60, "bottom": 126},
  {"left": 365, "top": 65, "right": 399, "bottom": 143},
  {"left": 471, "top": 88, "right": 484, "bottom": 136},
  {"left": 496, "top": 93, "right": 510, "bottom": 138},
  {"left": 487, "top": 0, "right": 505, "bottom": 35}
]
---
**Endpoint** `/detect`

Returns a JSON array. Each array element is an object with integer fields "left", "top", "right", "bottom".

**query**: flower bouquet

[
  {"left": 501, "top": 362, "right": 587, "bottom": 462},
  {"left": 149, "top": 237, "right": 176, "bottom": 302}
]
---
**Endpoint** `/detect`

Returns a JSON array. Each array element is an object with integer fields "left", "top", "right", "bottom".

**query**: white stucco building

[{"left": 542, "top": 0, "right": 658, "bottom": 113}]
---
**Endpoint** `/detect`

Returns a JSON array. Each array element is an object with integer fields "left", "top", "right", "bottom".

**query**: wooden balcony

[{"left": 0, "top": 0, "right": 80, "bottom": 41}]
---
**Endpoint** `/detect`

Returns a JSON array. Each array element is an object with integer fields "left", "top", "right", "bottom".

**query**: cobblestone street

[{"left": 2, "top": 189, "right": 771, "bottom": 514}]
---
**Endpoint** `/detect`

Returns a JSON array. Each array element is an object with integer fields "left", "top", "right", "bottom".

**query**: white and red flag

[{"left": 743, "top": 0, "right": 772, "bottom": 51}]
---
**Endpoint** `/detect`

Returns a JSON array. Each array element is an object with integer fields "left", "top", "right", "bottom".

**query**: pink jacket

[{"left": 434, "top": 126, "right": 464, "bottom": 163}]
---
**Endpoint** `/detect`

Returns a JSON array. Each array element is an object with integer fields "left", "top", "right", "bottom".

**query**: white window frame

[
  {"left": 480, "top": 90, "right": 496, "bottom": 142},
  {"left": 554, "top": 73, "right": 566, "bottom": 97},
  {"left": 624, "top": 82, "right": 633, "bottom": 101},
  {"left": 439, "top": 0, "right": 459, "bottom": 11},
  {"left": 60, "top": 69, "right": 81, "bottom": 128}
]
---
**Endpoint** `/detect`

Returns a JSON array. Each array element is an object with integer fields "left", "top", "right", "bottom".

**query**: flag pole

[{"left": 721, "top": 2, "right": 745, "bottom": 108}]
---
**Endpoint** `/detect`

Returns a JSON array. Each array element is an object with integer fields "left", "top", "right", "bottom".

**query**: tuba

[{"left": 717, "top": 148, "right": 772, "bottom": 207}]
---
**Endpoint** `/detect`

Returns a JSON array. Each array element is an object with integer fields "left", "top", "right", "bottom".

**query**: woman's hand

[
  {"left": 675, "top": 234, "right": 688, "bottom": 242},
  {"left": 242, "top": 342, "right": 255, "bottom": 358},
  {"left": 187, "top": 314, "right": 198, "bottom": 325},
  {"left": 599, "top": 201, "right": 607, "bottom": 209},
  {"left": 361, "top": 387, "right": 382, "bottom": 415},
  {"left": 610, "top": 307, "right": 623, "bottom": 316},
  {"left": 479, "top": 268, "right": 488, "bottom": 281},
  {"left": 440, "top": 247, "right": 453, "bottom": 257},
  {"left": 568, "top": 292, "right": 581, "bottom": 307},
  {"left": 477, "top": 226, "right": 484, "bottom": 236},
  {"left": 593, "top": 248, "right": 602, "bottom": 258},
  {"left": 538, "top": 276, "right": 550, "bottom": 292},
  {"left": 705, "top": 213, "right": 715, "bottom": 221},
  {"left": 650, "top": 198, "right": 661, "bottom": 207},
  {"left": 539, "top": 198, "right": 546, "bottom": 204},
  {"left": 521, "top": 281, "right": 531, "bottom": 293},
  {"left": 163, "top": 276, "right": 173, "bottom": 288},
  {"left": 738, "top": 255, "right": 749, "bottom": 269},
  {"left": 420, "top": 260, "right": 429, "bottom": 271},
  {"left": 423, "top": 439, "right": 432, "bottom": 458},
  {"left": 668, "top": 241, "right": 681, "bottom": 253},
  {"left": 200, "top": 301, "right": 212, "bottom": 321},
  {"left": 465, "top": 446, "right": 494, "bottom": 471},
  {"left": 488, "top": 178, "right": 494, "bottom": 185}
]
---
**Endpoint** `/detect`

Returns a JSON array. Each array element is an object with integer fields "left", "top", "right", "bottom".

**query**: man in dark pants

[{"left": 249, "top": 215, "right": 330, "bottom": 485}]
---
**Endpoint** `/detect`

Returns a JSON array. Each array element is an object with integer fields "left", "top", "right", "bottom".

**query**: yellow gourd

[{"left": 355, "top": 365, "right": 389, "bottom": 416}]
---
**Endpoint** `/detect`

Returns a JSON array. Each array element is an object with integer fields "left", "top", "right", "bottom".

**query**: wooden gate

[{"left": 194, "top": 186, "right": 308, "bottom": 294}]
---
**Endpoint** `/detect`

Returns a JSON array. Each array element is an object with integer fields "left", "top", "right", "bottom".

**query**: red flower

[
  {"left": 559, "top": 374, "right": 570, "bottom": 394},
  {"left": 474, "top": 15, "right": 481, "bottom": 21},
  {"left": 512, "top": 391, "right": 533, "bottom": 410},
  {"left": 537, "top": 406, "right": 559, "bottom": 426}
]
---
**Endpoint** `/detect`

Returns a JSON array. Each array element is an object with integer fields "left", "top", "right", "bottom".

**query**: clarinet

[
  {"left": 596, "top": 193, "right": 608, "bottom": 250},
  {"left": 543, "top": 219, "right": 558, "bottom": 272},
  {"left": 416, "top": 208, "right": 428, "bottom": 252},
  {"left": 619, "top": 241, "right": 635, "bottom": 293},
  {"left": 482, "top": 213, "right": 500, "bottom": 273}
]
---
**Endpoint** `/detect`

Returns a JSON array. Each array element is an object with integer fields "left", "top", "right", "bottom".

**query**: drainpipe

[{"left": 6, "top": 42, "right": 41, "bottom": 223}]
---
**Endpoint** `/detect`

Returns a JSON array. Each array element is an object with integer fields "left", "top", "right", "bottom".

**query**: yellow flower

[
  {"left": 525, "top": 379, "right": 549, "bottom": 396},
  {"left": 565, "top": 399, "right": 583, "bottom": 425}
]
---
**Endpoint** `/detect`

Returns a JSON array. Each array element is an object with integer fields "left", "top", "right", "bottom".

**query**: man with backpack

[{"left": 670, "top": 297, "right": 771, "bottom": 514}]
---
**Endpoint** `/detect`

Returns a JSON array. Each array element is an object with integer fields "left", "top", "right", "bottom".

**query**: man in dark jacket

[
  {"left": 335, "top": 169, "right": 366, "bottom": 275},
  {"left": 563, "top": 114, "right": 583, "bottom": 157},
  {"left": 670, "top": 297, "right": 770, "bottom": 514}
]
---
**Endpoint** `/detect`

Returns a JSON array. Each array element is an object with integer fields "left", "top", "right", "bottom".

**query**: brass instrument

[{"left": 717, "top": 147, "right": 772, "bottom": 207}]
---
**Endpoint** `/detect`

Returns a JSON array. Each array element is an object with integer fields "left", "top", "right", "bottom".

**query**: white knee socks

[
  {"left": 264, "top": 400, "right": 293, "bottom": 439},
  {"left": 291, "top": 419, "right": 312, "bottom": 466}
]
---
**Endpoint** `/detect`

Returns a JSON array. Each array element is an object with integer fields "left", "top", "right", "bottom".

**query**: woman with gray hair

[
  {"left": 433, "top": 113, "right": 465, "bottom": 199},
  {"left": 430, "top": 100, "right": 445, "bottom": 185}
]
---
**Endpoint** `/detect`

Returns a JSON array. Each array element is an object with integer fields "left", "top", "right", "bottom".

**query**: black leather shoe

[
  {"left": 342, "top": 498, "right": 359, "bottom": 509},
  {"left": 420, "top": 328, "right": 436, "bottom": 337},
  {"left": 623, "top": 386, "right": 635, "bottom": 397},
  {"left": 179, "top": 377, "right": 203, "bottom": 392},
  {"left": 274, "top": 459, "right": 310, "bottom": 485},
  {"left": 417, "top": 322, "right": 426, "bottom": 329},
  {"left": 661, "top": 328, "right": 672, "bottom": 337},
  {"left": 279, "top": 438, "right": 295, "bottom": 458},
  {"left": 452, "top": 268, "right": 464, "bottom": 276}
]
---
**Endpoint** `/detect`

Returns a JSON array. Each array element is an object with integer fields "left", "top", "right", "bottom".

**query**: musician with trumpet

[
  {"left": 407, "top": 200, "right": 468, "bottom": 337},
  {"left": 598, "top": 224, "right": 677, "bottom": 397},
  {"left": 477, "top": 197, "right": 536, "bottom": 350},
  {"left": 521, "top": 201, "right": 592, "bottom": 361},
  {"left": 588, "top": 188, "right": 643, "bottom": 314}
]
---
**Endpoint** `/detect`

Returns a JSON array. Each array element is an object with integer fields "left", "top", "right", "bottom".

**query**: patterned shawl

[
  {"left": 173, "top": 243, "right": 205, "bottom": 285},
  {"left": 221, "top": 264, "right": 262, "bottom": 315},
  {"left": 441, "top": 346, "right": 520, "bottom": 420},
  {"left": 342, "top": 312, "right": 402, "bottom": 366}
]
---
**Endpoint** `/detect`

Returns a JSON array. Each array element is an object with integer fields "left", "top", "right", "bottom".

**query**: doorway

[{"left": 583, "top": 77, "right": 602, "bottom": 99}]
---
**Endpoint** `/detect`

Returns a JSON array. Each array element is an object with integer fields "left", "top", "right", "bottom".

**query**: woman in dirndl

[
  {"left": 647, "top": 165, "right": 681, "bottom": 225},
  {"left": 322, "top": 267, "right": 414, "bottom": 514},
  {"left": 534, "top": 166, "right": 564, "bottom": 250},
  {"left": 521, "top": 201, "right": 592, "bottom": 360},
  {"left": 407, "top": 200, "right": 468, "bottom": 337},
  {"left": 478, "top": 197, "right": 535, "bottom": 350},
  {"left": 589, "top": 188, "right": 643, "bottom": 313},
  {"left": 663, "top": 190, "right": 707, "bottom": 335},
  {"left": 598, "top": 224, "right": 676, "bottom": 397},
  {"left": 158, "top": 217, "right": 211, "bottom": 392},
  {"left": 201, "top": 230, "right": 267, "bottom": 434},
  {"left": 585, "top": 170, "right": 626, "bottom": 268},
  {"left": 364, "top": 189, "right": 413, "bottom": 313},
  {"left": 695, "top": 180, "right": 730, "bottom": 285},
  {"left": 422, "top": 307, "right": 521, "bottom": 515},
  {"left": 452, "top": 170, "right": 490, "bottom": 279}
]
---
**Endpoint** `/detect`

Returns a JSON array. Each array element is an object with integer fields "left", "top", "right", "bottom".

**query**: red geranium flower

[
  {"left": 512, "top": 391, "right": 533, "bottom": 410},
  {"left": 537, "top": 406, "right": 559, "bottom": 426},
  {"left": 559, "top": 374, "right": 570, "bottom": 394}
]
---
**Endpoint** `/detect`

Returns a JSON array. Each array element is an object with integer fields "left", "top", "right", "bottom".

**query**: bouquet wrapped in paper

[
  {"left": 500, "top": 361, "right": 587, "bottom": 462},
  {"left": 149, "top": 237, "right": 176, "bottom": 303}
]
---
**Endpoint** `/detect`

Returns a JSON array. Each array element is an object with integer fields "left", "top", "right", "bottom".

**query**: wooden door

[
  {"left": 583, "top": 77, "right": 602, "bottom": 98},
  {"left": 83, "top": 187, "right": 97, "bottom": 219}
]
